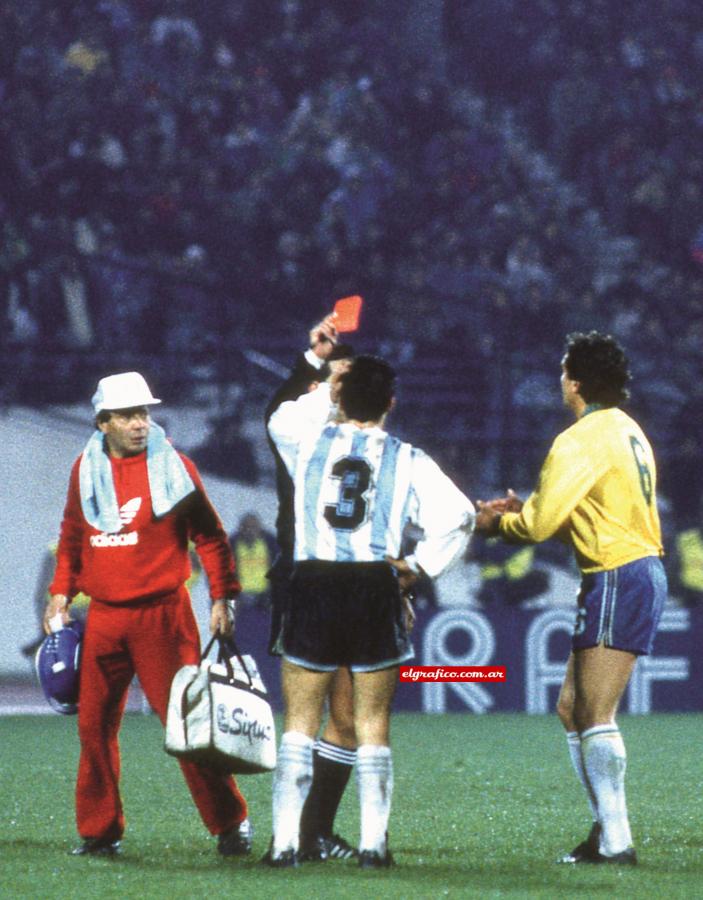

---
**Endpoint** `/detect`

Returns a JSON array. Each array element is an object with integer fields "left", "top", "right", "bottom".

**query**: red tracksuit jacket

[{"left": 50, "top": 450, "right": 239, "bottom": 603}]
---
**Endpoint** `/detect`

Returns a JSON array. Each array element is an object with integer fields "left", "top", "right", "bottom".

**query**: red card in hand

[{"left": 333, "top": 295, "right": 363, "bottom": 332}]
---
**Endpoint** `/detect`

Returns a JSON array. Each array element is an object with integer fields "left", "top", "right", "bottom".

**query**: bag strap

[
  {"left": 200, "top": 633, "right": 219, "bottom": 662},
  {"left": 201, "top": 633, "right": 254, "bottom": 688},
  {"left": 217, "top": 635, "right": 254, "bottom": 688}
]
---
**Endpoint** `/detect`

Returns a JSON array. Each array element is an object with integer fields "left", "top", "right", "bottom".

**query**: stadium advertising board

[{"left": 238, "top": 603, "right": 701, "bottom": 714}]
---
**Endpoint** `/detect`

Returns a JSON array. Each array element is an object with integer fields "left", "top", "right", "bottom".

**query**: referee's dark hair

[
  {"left": 319, "top": 342, "right": 354, "bottom": 381},
  {"left": 563, "top": 331, "right": 631, "bottom": 407},
  {"left": 339, "top": 355, "right": 396, "bottom": 422}
]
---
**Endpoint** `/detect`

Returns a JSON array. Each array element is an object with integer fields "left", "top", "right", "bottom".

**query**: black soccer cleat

[
  {"left": 261, "top": 841, "right": 300, "bottom": 868},
  {"left": 557, "top": 822, "right": 601, "bottom": 864},
  {"left": 325, "top": 833, "right": 358, "bottom": 860},
  {"left": 597, "top": 847, "right": 638, "bottom": 866},
  {"left": 299, "top": 833, "right": 358, "bottom": 862},
  {"left": 71, "top": 837, "right": 121, "bottom": 857},
  {"left": 358, "top": 848, "right": 394, "bottom": 869},
  {"left": 218, "top": 817, "right": 253, "bottom": 857},
  {"left": 298, "top": 835, "right": 330, "bottom": 862}
]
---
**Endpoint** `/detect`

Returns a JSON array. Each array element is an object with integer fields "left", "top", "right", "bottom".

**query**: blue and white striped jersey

[{"left": 268, "top": 384, "right": 475, "bottom": 577}]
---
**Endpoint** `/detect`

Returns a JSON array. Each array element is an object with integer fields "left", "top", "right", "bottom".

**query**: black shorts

[{"left": 282, "top": 561, "right": 414, "bottom": 672}]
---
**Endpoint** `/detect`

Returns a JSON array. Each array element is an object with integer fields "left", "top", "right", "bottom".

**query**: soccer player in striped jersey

[
  {"left": 475, "top": 332, "right": 666, "bottom": 866},
  {"left": 266, "top": 352, "right": 475, "bottom": 868}
]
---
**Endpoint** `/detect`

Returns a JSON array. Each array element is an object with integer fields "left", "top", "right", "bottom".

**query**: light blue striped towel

[{"left": 78, "top": 422, "right": 195, "bottom": 533}]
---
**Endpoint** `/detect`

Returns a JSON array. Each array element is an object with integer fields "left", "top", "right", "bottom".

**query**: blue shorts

[{"left": 572, "top": 556, "right": 667, "bottom": 656}]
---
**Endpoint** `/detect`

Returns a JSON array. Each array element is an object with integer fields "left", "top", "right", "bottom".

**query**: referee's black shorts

[
  {"left": 282, "top": 560, "right": 414, "bottom": 672},
  {"left": 266, "top": 554, "right": 292, "bottom": 657}
]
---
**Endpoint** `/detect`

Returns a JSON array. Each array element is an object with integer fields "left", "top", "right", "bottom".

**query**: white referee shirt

[{"left": 268, "top": 383, "right": 475, "bottom": 577}]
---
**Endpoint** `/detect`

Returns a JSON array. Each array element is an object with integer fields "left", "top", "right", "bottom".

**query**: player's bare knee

[
  {"left": 353, "top": 703, "right": 391, "bottom": 745},
  {"left": 573, "top": 699, "right": 604, "bottom": 734},
  {"left": 323, "top": 715, "right": 356, "bottom": 748},
  {"left": 556, "top": 694, "right": 575, "bottom": 730},
  {"left": 354, "top": 718, "right": 390, "bottom": 747},
  {"left": 324, "top": 670, "right": 355, "bottom": 746}
]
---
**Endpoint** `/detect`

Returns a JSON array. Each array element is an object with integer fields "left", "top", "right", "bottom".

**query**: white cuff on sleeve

[{"left": 304, "top": 348, "right": 326, "bottom": 369}]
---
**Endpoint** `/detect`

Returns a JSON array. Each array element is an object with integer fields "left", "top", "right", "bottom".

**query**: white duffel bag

[{"left": 165, "top": 635, "right": 276, "bottom": 774}]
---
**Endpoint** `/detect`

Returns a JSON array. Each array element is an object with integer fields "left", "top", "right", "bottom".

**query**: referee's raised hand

[{"left": 309, "top": 314, "right": 339, "bottom": 359}]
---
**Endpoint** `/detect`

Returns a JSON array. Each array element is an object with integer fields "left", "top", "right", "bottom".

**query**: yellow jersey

[{"left": 499, "top": 406, "right": 663, "bottom": 573}]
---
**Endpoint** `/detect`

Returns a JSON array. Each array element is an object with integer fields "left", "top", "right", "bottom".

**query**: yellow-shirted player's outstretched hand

[
  {"left": 474, "top": 502, "right": 502, "bottom": 536},
  {"left": 475, "top": 489, "right": 524, "bottom": 535},
  {"left": 481, "top": 489, "right": 524, "bottom": 514}
]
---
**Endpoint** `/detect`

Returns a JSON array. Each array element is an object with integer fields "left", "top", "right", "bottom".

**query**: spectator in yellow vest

[
  {"left": 674, "top": 525, "right": 703, "bottom": 606},
  {"left": 229, "top": 513, "right": 277, "bottom": 608}
]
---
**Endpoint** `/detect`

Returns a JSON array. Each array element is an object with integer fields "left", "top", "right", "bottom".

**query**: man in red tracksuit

[{"left": 44, "top": 371, "right": 251, "bottom": 858}]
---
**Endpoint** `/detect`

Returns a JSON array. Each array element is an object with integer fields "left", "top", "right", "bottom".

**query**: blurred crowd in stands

[
  {"left": 1, "top": 0, "right": 702, "bottom": 601},
  {"left": 443, "top": 0, "right": 703, "bottom": 519}
]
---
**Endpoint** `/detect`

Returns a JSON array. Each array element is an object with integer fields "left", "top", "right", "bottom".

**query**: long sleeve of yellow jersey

[{"left": 499, "top": 430, "right": 609, "bottom": 544}]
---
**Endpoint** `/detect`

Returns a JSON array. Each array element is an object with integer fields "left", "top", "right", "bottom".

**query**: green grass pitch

[{"left": 2, "top": 713, "right": 701, "bottom": 899}]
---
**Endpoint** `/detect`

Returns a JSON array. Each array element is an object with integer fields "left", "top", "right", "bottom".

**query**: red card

[{"left": 333, "top": 295, "right": 363, "bottom": 332}]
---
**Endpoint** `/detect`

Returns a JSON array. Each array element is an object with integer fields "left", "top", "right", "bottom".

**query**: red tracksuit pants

[{"left": 76, "top": 587, "right": 248, "bottom": 840}]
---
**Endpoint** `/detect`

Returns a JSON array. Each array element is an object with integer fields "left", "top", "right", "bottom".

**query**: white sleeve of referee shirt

[
  {"left": 404, "top": 449, "right": 475, "bottom": 578},
  {"left": 267, "top": 381, "right": 336, "bottom": 476}
]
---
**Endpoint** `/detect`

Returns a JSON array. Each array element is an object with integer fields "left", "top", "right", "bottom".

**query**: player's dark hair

[
  {"left": 329, "top": 342, "right": 354, "bottom": 361},
  {"left": 563, "top": 331, "right": 631, "bottom": 406},
  {"left": 339, "top": 355, "right": 396, "bottom": 422}
]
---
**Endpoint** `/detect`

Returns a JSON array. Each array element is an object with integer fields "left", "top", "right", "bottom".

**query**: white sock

[
  {"left": 566, "top": 731, "right": 598, "bottom": 821},
  {"left": 272, "top": 731, "right": 313, "bottom": 855},
  {"left": 581, "top": 725, "right": 632, "bottom": 855},
  {"left": 356, "top": 744, "right": 393, "bottom": 855}
]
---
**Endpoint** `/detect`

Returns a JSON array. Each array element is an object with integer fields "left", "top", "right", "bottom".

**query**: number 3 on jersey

[{"left": 324, "top": 456, "right": 372, "bottom": 530}]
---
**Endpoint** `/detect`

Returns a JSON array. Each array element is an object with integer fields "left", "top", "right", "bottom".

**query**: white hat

[{"left": 92, "top": 372, "right": 161, "bottom": 413}]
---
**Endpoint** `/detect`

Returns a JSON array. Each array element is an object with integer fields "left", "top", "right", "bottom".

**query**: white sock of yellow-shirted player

[
  {"left": 356, "top": 745, "right": 393, "bottom": 855},
  {"left": 272, "top": 731, "right": 314, "bottom": 856},
  {"left": 566, "top": 731, "right": 598, "bottom": 821},
  {"left": 581, "top": 725, "right": 632, "bottom": 855}
]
